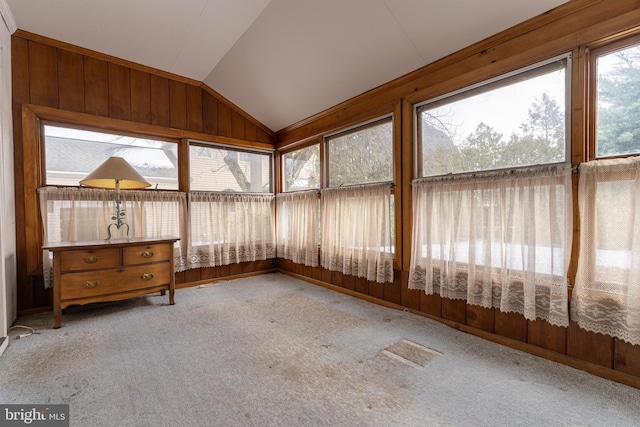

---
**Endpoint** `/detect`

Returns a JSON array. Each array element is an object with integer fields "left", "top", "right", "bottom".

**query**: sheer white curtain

[
  {"left": 188, "top": 192, "right": 275, "bottom": 268},
  {"left": 408, "top": 164, "right": 572, "bottom": 327},
  {"left": 573, "top": 157, "right": 640, "bottom": 345},
  {"left": 321, "top": 183, "right": 394, "bottom": 283},
  {"left": 38, "top": 187, "right": 188, "bottom": 286},
  {"left": 276, "top": 191, "right": 319, "bottom": 267}
]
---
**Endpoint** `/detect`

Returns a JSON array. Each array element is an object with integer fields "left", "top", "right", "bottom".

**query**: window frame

[
  {"left": 413, "top": 53, "right": 572, "bottom": 179},
  {"left": 279, "top": 142, "right": 321, "bottom": 193},
  {"left": 323, "top": 114, "right": 394, "bottom": 188},
  {"left": 588, "top": 33, "right": 640, "bottom": 161},
  {"left": 41, "top": 121, "right": 181, "bottom": 190}
]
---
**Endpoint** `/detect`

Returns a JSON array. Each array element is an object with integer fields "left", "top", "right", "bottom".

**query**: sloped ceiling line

[{"left": 6, "top": 0, "right": 569, "bottom": 132}]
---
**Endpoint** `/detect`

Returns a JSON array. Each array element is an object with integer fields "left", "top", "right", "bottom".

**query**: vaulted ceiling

[{"left": 6, "top": 0, "right": 569, "bottom": 132}]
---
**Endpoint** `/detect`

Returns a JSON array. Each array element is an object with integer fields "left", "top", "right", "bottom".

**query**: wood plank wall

[
  {"left": 275, "top": 0, "right": 640, "bottom": 387},
  {"left": 11, "top": 31, "right": 276, "bottom": 315}
]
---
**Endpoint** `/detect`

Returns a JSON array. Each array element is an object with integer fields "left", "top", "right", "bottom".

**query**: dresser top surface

[{"left": 43, "top": 236, "right": 180, "bottom": 251}]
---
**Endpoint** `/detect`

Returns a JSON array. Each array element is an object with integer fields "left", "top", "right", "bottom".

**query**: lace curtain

[
  {"left": 276, "top": 191, "right": 319, "bottom": 267},
  {"left": 320, "top": 183, "right": 394, "bottom": 283},
  {"left": 38, "top": 187, "right": 188, "bottom": 287},
  {"left": 572, "top": 157, "right": 640, "bottom": 345},
  {"left": 188, "top": 192, "right": 275, "bottom": 268},
  {"left": 408, "top": 164, "right": 572, "bottom": 327}
]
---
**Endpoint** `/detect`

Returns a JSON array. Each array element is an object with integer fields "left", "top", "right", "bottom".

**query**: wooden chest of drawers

[{"left": 43, "top": 237, "right": 179, "bottom": 328}]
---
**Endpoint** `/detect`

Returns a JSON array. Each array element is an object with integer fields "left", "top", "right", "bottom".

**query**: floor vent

[{"left": 381, "top": 339, "right": 441, "bottom": 369}]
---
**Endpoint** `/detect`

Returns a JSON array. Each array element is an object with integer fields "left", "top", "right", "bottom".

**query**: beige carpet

[{"left": 1, "top": 273, "right": 639, "bottom": 426}]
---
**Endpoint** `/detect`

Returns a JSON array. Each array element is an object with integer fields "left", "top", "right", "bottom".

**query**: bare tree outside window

[
  {"left": 417, "top": 59, "right": 567, "bottom": 177},
  {"left": 189, "top": 144, "right": 272, "bottom": 193},
  {"left": 326, "top": 118, "right": 393, "bottom": 187}
]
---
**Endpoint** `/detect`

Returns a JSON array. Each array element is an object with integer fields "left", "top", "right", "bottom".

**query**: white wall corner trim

[{"left": 0, "top": 0, "right": 16, "bottom": 33}]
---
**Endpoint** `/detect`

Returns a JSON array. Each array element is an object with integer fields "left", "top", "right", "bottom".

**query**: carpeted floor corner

[{"left": 1, "top": 273, "right": 639, "bottom": 426}]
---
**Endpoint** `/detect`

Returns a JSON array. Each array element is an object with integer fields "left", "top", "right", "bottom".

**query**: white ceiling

[{"left": 6, "top": 0, "right": 569, "bottom": 132}]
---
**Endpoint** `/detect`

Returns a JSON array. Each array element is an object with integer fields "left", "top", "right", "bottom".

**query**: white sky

[{"left": 422, "top": 68, "right": 566, "bottom": 144}]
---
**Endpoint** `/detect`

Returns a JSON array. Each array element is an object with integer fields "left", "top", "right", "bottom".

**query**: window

[
  {"left": 593, "top": 40, "right": 640, "bottom": 157},
  {"left": 416, "top": 56, "right": 568, "bottom": 177},
  {"left": 325, "top": 117, "right": 393, "bottom": 187},
  {"left": 44, "top": 125, "right": 179, "bottom": 190},
  {"left": 282, "top": 144, "right": 320, "bottom": 192},
  {"left": 409, "top": 56, "right": 573, "bottom": 327},
  {"left": 189, "top": 143, "right": 273, "bottom": 193}
]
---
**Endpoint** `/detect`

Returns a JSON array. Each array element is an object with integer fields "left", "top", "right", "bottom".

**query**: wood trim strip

[{"left": 24, "top": 104, "right": 274, "bottom": 152}]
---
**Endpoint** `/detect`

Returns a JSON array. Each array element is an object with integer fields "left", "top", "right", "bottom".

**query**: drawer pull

[
  {"left": 141, "top": 250, "right": 154, "bottom": 258},
  {"left": 84, "top": 255, "right": 99, "bottom": 264},
  {"left": 83, "top": 280, "right": 100, "bottom": 288},
  {"left": 141, "top": 273, "right": 154, "bottom": 281}
]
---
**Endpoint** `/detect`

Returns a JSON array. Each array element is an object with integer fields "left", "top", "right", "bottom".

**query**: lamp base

[{"left": 106, "top": 222, "right": 130, "bottom": 241}]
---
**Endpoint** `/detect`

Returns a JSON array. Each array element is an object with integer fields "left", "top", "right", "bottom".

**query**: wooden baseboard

[{"left": 175, "top": 268, "right": 276, "bottom": 289}]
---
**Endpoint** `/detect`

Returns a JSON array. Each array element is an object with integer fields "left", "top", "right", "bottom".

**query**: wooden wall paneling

[
  {"left": 420, "top": 292, "right": 441, "bottom": 317},
  {"left": 57, "top": 49, "right": 84, "bottom": 112},
  {"left": 392, "top": 101, "right": 403, "bottom": 272},
  {"left": 28, "top": 41, "right": 58, "bottom": 108},
  {"left": 354, "top": 276, "right": 369, "bottom": 295},
  {"left": 202, "top": 91, "right": 218, "bottom": 135},
  {"left": 257, "top": 127, "right": 273, "bottom": 144},
  {"left": 614, "top": 339, "right": 640, "bottom": 377},
  {"left": 20, "top": 108, "right": 44, "bottom": 311},
  {"left": 466, "top": 305, "right": 495, "bottom": 333},
  {"left": 178, "top": 137, "right": 190, "bottom": 191},
  {"left": 311, "top": 264, "right": 322, "bottom": 282},
  {"left": 331, "top": 270, "right": 343, "bottom": 288},
  {"left": 217, "top": 102, "right": 232, "bottom": 137},
  {"left": 400, "top": 100, "right": 413, "bottom": 272},
  {"left": 567, "top": 321, "right": 614, "bottom": 367},
  {"left": 186, "top": 84, "right": 203, "bottom": 133},
  {"left": 83, "top": 56, "right": 109, "bottom": 116},
  {"left": 321, "top": 267, "right": 332, "bottom": 284},
  {"left": 277, "top": 258, "right": 291, "bottom": 270},
  {"left": 441, "top": 297, "right": 466, "bottom": 324},
  {"left": 231, "top": 110, "right": 245, "bottom": 140},
  {"left": 342, "top": 274, "right": 356, "bottom": 292},
  {"left": 12, "top": 37, "right": 30, "bottom": 103},
  {"left": 150, "top": 75, "right": 170, "bottom": 127},
  {"left": 175, "top": 270, "right": 186, "bottom": 285},
  {"left": 494, "top": 310, "right": 528, "bottom": 342},
  {"left": 107, "top": 62, "right": 131, "bottom": 121},
  {"left": 244, "top": 120, "right": 257, "bottom": 142},
  {"left": 130, "top": 69, "right": 151, "bottom": 124},
  {"left": 216, "top": 265, "right": 231, "bottom": 278},
  {"left": 31, "top": 275, "right": 50, "bottom": 309},
  {"left": 184, "top": 267, "right": 202, "bottom": 284},
  {"left": 401, "top": 270, "right": 420, "bottom": 310},
  {"left": 368, "top": 279, "right": 383, "bottom": 300},
  {"left": 11, "top": 36, "right": 30, "bottom": 310},
  {"left": 169, "top": 80, "right": 187, "bottom": 130},
  {"left": 384, "top": 273, "right": 402, "bottom": 305},
  {"left": 229, "top": 262, "right": 245, "bottom": 276},
  {"left": 527, "top": 319, "right": 567, "bottom": 354}
]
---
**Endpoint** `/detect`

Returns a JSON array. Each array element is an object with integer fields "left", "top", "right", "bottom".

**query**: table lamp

[{"left": 80, "top": 156, "right": 151, "bottom": 240}]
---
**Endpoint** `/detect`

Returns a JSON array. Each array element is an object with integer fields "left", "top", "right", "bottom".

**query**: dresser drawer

[
  {"left": 60, "top": 248, "right": 120, "bottom": 272},
  {"left": 123, "top": 243, "right": 171, "bottom": 265},
  {"left": 61, "top": 262, "right": 171, "bottom": 300}
]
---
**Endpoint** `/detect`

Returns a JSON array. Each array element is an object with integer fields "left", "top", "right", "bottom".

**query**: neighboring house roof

[{"left": 45, "top": 136, "right": 177, "bottom": 178}]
